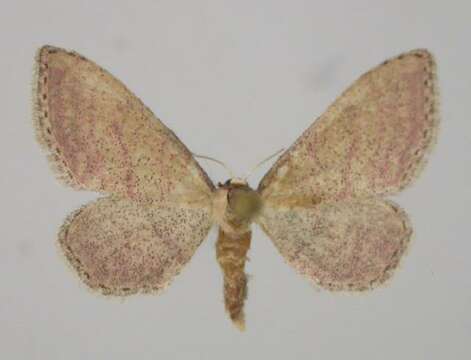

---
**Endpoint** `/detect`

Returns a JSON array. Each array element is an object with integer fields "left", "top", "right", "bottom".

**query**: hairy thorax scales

[{"left": 212, "top": 179, "right": 261, "bottom": 330}]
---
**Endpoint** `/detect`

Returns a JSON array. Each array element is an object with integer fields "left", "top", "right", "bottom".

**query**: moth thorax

[
  {"left": 215, "top": 180, "right": 262, "bottom": 234},
  {"left": 227, "top": 186, "right": 261, "bottom": 222}
]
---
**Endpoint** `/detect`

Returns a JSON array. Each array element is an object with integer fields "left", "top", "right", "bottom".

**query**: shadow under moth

[{"left": 33, "top": 46, "right": 439, "bottom": 330}]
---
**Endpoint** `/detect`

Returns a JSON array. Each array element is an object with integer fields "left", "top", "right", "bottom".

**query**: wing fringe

[{"left": 32, "top": 46, "right": 82, "bottom": 189}]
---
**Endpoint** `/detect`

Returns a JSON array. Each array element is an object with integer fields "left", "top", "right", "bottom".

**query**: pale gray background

[{"left": 1, "top": 1, "right": 470, "bottom": 359}]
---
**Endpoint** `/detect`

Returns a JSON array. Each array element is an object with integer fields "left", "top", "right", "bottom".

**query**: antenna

[
  {"left": 193, "top": 153, "right": 235, "bottom": 178},
  {"left": 243, "top": 148, "right": 285, "bottom": 181}
]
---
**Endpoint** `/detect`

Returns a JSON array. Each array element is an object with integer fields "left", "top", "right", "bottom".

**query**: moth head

[{"left": 222, "top": 177, "right": 248, "bottom": 187}]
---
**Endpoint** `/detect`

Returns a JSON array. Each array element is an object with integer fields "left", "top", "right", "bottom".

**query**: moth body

[{"left": 213, "top": 179, "right": 261, "bottom": 330}]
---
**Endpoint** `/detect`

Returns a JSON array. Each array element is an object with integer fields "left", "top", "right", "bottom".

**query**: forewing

[
  {"left": 259, "top": 49, "right": 438, "bottom": 205},
  {"left": 59, "top": 197, "right": 213, "bottom": 295},
  {"left": 33, "top": 45, "right": 213, "bottom": 205},
  {"left": 257, "top": 198, "right": 412, "bottom": 291}
]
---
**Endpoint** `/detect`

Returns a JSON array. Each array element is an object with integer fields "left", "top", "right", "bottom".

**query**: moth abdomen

[{"left": 216, "top": 228, "right": 251, "bottom": 331}]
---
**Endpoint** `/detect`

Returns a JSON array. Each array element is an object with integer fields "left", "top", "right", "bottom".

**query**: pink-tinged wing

[
  {"left": 258, "top": 49, "right": 439, "bottom": 205},
  {"left": 257, "top": 198, "right": 412, "bottom": 290},
  {"left": 59, "top": 197, "right": 213, "bottom": 295},
  {"left": 33, "top": 45, "right": 213, "bottom": 205}
]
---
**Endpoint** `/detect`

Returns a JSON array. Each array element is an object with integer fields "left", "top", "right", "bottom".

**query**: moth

[{"left": 33, "top": 46, "right": 439, "bottom": 330}]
